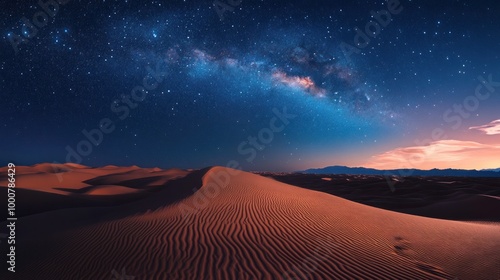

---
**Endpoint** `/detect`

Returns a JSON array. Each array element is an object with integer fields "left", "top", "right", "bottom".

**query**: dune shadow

[
  {"left": 0, "top": 167, "right": 212, "bottom": 221},
  {"left": 121, "top": 167, "right": 211, "bottom": 209}
]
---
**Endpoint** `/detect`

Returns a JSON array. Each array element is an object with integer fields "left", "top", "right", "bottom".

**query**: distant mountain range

[
  {"left": 301, "top": 166, "right": 500, "bottom": 177},
  {"left": 483, "top": 168, "right": 500, "bottom": 172}
]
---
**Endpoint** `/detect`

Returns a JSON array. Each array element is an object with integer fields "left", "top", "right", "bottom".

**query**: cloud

[
  {"left": 469, "top": 119, "right": 500, "bottom": 135},
  {"left": 365, "top": 140, "right": 500, "bottom": 170}
]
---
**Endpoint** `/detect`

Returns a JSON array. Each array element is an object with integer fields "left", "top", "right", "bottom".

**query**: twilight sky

[{"left": 1, "top": 0, "right": 499, "bottom": 171}]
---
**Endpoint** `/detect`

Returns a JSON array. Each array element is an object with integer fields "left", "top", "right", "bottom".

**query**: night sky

[{"left": 1, "top": 0, "right": 499, "bottom": 171}]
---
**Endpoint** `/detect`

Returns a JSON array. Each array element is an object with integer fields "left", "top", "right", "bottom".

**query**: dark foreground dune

[
  {"left": 261, "top": 173, "right": 500, "bottom": 222},
  {"left": 0, "top": 164, "right": 499, "bottom": 279}
]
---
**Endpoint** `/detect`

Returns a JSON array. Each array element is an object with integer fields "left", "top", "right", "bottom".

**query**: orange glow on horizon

[{"left": 364, "top": 140, "right": 500, "bottom": 170}]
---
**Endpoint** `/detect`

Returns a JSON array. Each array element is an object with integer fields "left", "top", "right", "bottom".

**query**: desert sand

[
  {"left": 0, "top": 164, "right": 499, "bottom": 279},
  {"left": 262, "top": 173, "right": 500, "bottom": 222}
]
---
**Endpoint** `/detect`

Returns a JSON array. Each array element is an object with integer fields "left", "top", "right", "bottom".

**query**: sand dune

[
  {"left": 0, "top": 164, "right": 188, "bottom": 220},
  {"left": 404, "top": 194, "right": 500, "bottom": 221},
  {"left": 263, "top": 173, "right": 500, "bottom": 222},
  {"left": 1, "top": 166, "right": 499, "bottom": 279}
]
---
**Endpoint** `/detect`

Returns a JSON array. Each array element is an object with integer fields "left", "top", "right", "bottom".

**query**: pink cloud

[
  {"left": 365, "top": 140, "right": 500, "bottom": 170},
  {"left": 469, "top": 119, "right": 500, "bottom": 135}
]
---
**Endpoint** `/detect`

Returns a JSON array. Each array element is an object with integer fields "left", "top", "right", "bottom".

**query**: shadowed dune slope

[
  {"left": 0, "top": 164, "right": 191, "bottom": 220},
  {"left": 1, "top": 167, "right": 499, "bottom": 280},
  {"left": 403, "top": 194, "right": 500, "bottom": 221},
  {"left": 262, "top": 173, "right": 500, "bottom": 222}
]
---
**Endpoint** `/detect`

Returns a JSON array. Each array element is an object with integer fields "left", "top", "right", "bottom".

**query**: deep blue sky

[{"left": 1, "top": 0, "right": 499, "bottom": 171}]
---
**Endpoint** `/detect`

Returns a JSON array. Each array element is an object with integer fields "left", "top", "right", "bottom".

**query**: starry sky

[{"left": 1, "top": 0, "right": 499, "bottom": 171}]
